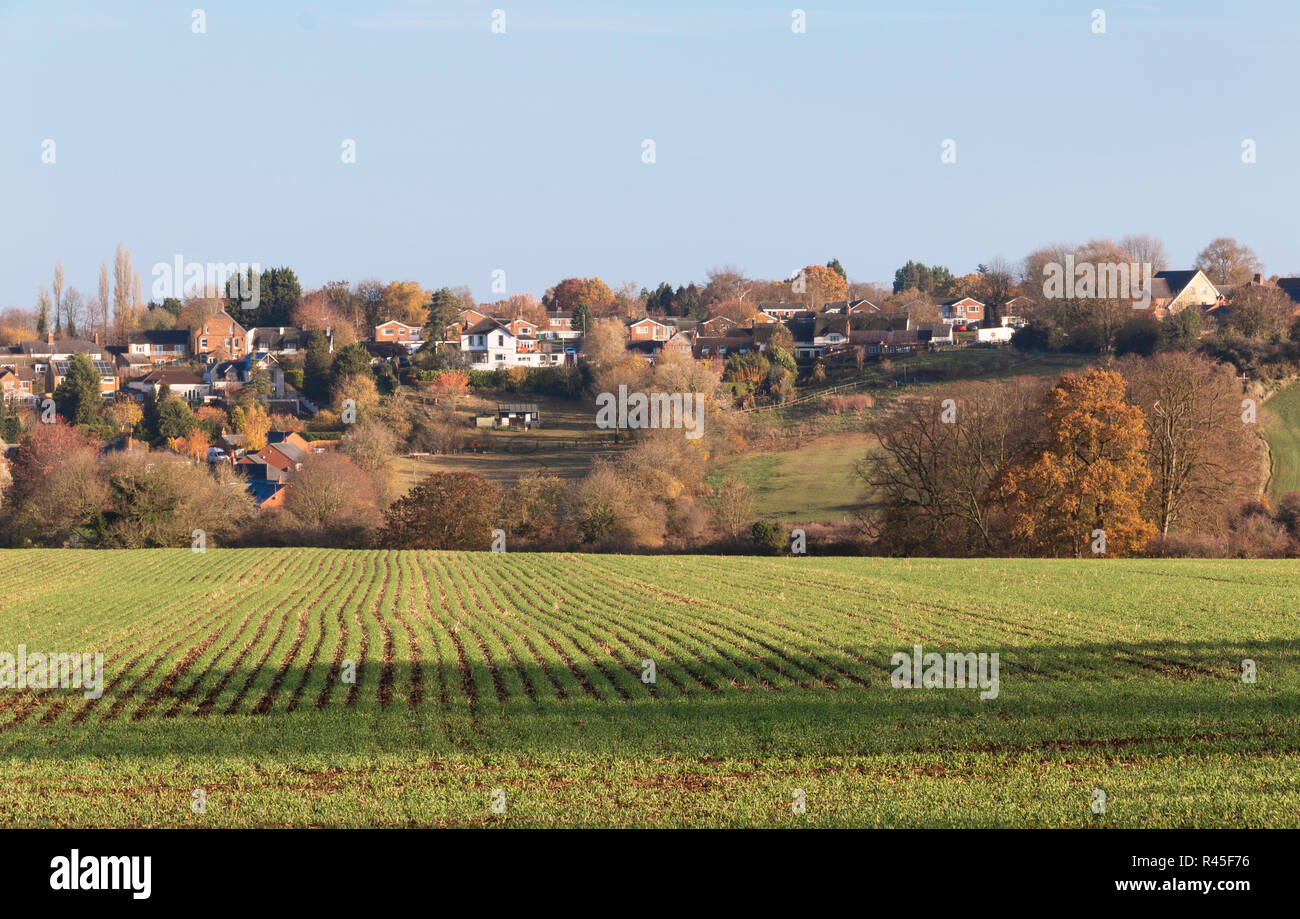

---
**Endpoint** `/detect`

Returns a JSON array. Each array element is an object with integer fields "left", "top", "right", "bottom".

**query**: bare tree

[
  {"left": 703, "top": 264, "right": 754, "bottom": 305},
  {"left": 113, "top": 244, "right": 132, "bottom": 337},
  {"left": 35, "top": 286, "right": 52, "bottom": 337},
  {"left": 857, "top": 377, "right": 1049, "bottom": 554},
  {"left": 1118, "top": 352, "right": 1259, "bottom": 536},
  {"left": 97, "top": 262, "right": 111, "bottom": 341},
  {"left": 583, "top": 317, "right": 630, "bottom": 376},
  {"left": 131, "top": 269, "right": 143, "bottom": 328},
  {"left": 707, "top": 478, "right": 755, "bottom": 540},
  {"left": 52, "top": 261, "right": 65, "bottom": 335},
  {"left": 63, "top": 288, "right": 83, "bottom": 338},
  {"left": 1120, "top": 233, "right": 1169, "bottom": 273},
  {"left": 1195, "top": 237, "right": 1263, "bottom": 286},
  {"left": 976, "top": 257, "right": 1017, "bottom": 325}
]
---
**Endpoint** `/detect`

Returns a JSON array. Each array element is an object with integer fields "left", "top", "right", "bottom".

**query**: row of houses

[
  {"left": 442, "top": 301, "right": 1012, "bottom": 369},
  {"left": 0, "top": 334, "right": 296, "bottom": 412}
]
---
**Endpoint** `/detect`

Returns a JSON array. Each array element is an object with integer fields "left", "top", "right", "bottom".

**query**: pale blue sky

[{"left": 2, "top": 0, "right": 1297, "bottom": 309}]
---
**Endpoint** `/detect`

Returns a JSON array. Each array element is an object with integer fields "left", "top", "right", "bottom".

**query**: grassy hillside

[
  {"left": 711, "top": 433, "right": 871, "bottom": 522},
  {"left": 1265, "top": 382, "right": 1300, "bottom": 503},
  {"left": 1, "top": 550, "right": 1296, "bottom": 827}
]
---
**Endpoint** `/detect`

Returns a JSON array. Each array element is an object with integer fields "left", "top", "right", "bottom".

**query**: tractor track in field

[
  {"left": 526, "top": 562, "right": 724, "bottom": 695},
  {"left": 100, "top": 604, "right": 235, "bottom": 723},
  {"left": 591, "top": 561, "right": 854, "bottom": 688},
  {"left": 419, "top": 559, "right": 480, "bottom": 711},
  {"left": 132, "top": 618, "right": 232, "bottom": 721},
  {"left": 5, "top": 558, "right": 231, "bottom": 727},
  {"left": 388, "top": 555, "right": 423, "bottom": 708},
  {"left": 370, "top": 559, "right": 397, "bottom": 707},
  {"left": 159, "top": 549, "right": 297, "bottom": 717},
  {"left": 455, "top": 561, "right": 548, "bottom": 701},
  {"left": 315, "top": 552, "right": 372, "bottom": 709},
  {"left": 153, "top": 552, "right": 291, "bottom": 719},
  {"left": 164, "top": 602, "right": 260, "bottom": 718},
  {"left": 518, "top": 566, "right": 690, "bottom": 698},
  {"left": 225, "top": 552, "right": 334, "bottom": 715},
  {"left": 439, "top": 562, "right": 509, "bottom": 705},
  {"left": 615, "top": 560, "right": 878, "bottom": 688},
  {"left": 285, "top": 552, "right": 357, "bottom": 713},
  {"left": 472, "top": 560, "right": 617, "bottom": 700},
  {"left": 197, "top": 552, "right": 329, "bottom": 717},
  {"left": 410, "top": 554, "right": 451, "bottom": 707},
  {"left": 344, "top": 556, "right": 377, "bottom": 707},
  {"left": 481, "top": 564, "right": 635, "bottom": 699}
]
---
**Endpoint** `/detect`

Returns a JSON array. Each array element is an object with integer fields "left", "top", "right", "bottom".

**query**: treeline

[{"left": 857, "top": 352, "right": 1287, "bottom": 558}]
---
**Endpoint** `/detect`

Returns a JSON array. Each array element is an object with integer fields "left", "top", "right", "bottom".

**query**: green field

[
  {"left": 1265, "top": 382, "right": 1300, "bottom": 503},
  {"left": 1, "top": 550, "right": 1297, "bottom": 827},
  {"left": 712, "top": 434, "right": 872, "bottom": 521}
]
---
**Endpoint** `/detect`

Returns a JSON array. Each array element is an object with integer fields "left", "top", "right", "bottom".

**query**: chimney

[
  {"left": 1254, "top": 273, "right": 1264, "bottom": 285},
  {"left": 47, "top": 330, "right": 54, "bottom": 345}
]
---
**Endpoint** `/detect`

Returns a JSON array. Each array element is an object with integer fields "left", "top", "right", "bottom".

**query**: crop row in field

[{"left": 0, "top": 550, "right": 1297, "bottom": 826}]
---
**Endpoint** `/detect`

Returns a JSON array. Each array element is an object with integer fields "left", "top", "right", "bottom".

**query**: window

[{"left": 497, "top": 335, "right": 505, "bottom": 346}]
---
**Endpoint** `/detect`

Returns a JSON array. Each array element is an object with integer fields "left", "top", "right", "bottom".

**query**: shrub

[
  {"left": 751, "top": 519, "right": 785, "bottom": 555},
  {"left": 377, "top": 472, "right": 499, "bottom": 549}
]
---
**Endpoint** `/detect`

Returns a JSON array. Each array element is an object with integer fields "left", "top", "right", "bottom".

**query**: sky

[{"left": 2, "top": 0, "right": 1298, "bottom": 310}]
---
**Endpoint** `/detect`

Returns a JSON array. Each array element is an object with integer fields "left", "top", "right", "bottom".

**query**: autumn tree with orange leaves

[
  {"left": 998, "top": 369, "right": 1154, "bottom": 557},
  {"left": 794, "top": 263, "right": 848, "bottom": 311}
]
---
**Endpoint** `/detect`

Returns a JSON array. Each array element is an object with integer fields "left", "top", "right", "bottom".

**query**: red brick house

[
  {"left": 374, "top": 320, "right": 424, "bottom": 347},
  {"left": 627, "top": 317, "right": 674, "bottom": 341},
  {"left": 193, "top": 310, "right": 249, "bottom": 360},
  {"left": 937, "top": 297, "right": 985, "bottom": 325},
  {"left": 0, "top": 365, "right": 40, "bottom": 403}
]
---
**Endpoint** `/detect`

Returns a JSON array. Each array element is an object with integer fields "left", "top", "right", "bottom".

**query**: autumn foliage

[
  {"left": 998, "top": 369, "right": 1155, "bottom": 557},
  {"left": 376, "top": 472, "right": 499, "bottom": 549}
]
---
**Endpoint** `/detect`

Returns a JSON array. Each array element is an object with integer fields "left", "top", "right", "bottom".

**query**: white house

[
  {"left": 461, "top": 319, "right": 544, "bottom": 368},
  {"left": 129, "top": 367, "right": 211, "bottom": 403}
]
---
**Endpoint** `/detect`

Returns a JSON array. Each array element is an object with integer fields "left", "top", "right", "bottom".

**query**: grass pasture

[
  {"left": 1265, "top": 382, "right": 1300, "bottom": 504},
  {"left": 0, "top": 550, "right": 1297, "bottom": 827},
  {"left": 711, "top": 433, "right": 872, "bottom": 521}
]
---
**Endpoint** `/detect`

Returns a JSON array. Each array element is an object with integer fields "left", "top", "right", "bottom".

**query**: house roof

[
  {"left": 1276, "top": 278, "right": 1300, "bottom": 304},
  {"left": 257, "top": 449, "right": 295, "bottom": 471},
  {"left": 466, "top": 318, "right": 513, "bottom": 336},
  {"left": 138, "top": 367, "right": 205, "bottom": 386},
  {"left": 19, "top": 339, "right": 101, "bottom": 355},
  {"left": 200, "top": 310, "right": 248, "bottom": 333},
  {"left": 497, "top": 403, "right": 539, "bottom": 414},
  {"left": 1152, "top": 269, "right": 1200, "bottom": 294},
  {"left": 265, "top": 441, "right": 306, "bottom": 464},
  {"left": 250, "top": 327, "right": 307, "bottom": 348},
  {"left": 695, "top": 331, "right": 757, "bottom": 348},
  {"left": 53, "top": 359, "right": 114, "bottom": 377},
  {"left": 0, "top": 364, "right": 40, "bottom": 381},
  {"left": 245, "top": 480, "right": 285, "bottom": 505},
  {"left": 127, "top": 329, "right": 189, "bottom": 345},
  {"left": 849, "top": 330, "right": 920, "bottom": 345}
]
